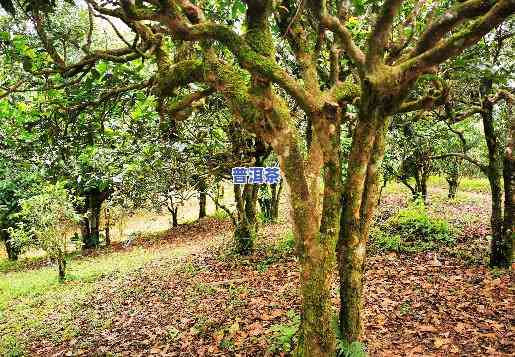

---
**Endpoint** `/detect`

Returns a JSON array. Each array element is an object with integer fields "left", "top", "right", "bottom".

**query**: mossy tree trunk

[
  {"left": 502, "top": 106, "right": 514, "bottom": 267},
  {"left": 288, "top": 109, "right": 342, "bottom": 356},
  {"left": 339, "top": 96, "right": 389, "bottom": 341},
  {"left": 481, "top": 81, "right": 512, "bottom": 268},
  {"left": 233, "top": 183, "right": 259, "bottom": 255},
  {"left": 446, "top": 173, "right": 459, "bottom": 199}
]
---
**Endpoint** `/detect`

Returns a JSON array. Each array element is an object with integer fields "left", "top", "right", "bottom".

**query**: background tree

[{"left": 8, "top": 183, "right": 81, "bottom": 281}]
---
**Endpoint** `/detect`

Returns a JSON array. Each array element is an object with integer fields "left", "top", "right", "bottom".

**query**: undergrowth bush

[
  {"left": 371, "top": 200, "right": 454, "bottom": 253},
  {"left": 267, "top": 309, "right": 299, "bottom": 353},
  {"left": 267, "top": 311, "right": 366, "bottom": 356},
  {"left": 212, "top": 209, "right": 230, "bottom": 221}
]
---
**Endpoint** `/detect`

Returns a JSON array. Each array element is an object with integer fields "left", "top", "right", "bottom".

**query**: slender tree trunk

[
  {"left": 1, "top": 230, "right": 19, "bottom": 261},
  {"left": 172, "top": 207, "right": 179, "bottom": 227},
  {"left": 89, "top": 196, "right": 101, "bottom": 248},
  {"left": 271, "top": 181, "right": 283, "bottom": 222},
  {"left": 104, "top": 206, "right": 111, "bottom": 246},
  {"left": 233, "top": 184, "right": 258, "bottom": 254},
  {"left": 488, "top": 171, "right": 506, "bottom": 266},
  {"left": 421, "top": 169, "right": 428, "bottom": 203},
  {"left": 447, "top": 176, "right": 459, "bottom": 199},
  {"left": 480, "top": 94, "right": 510, "bottom": 267},
  {"left": 57, "top": 258, "right": 66, "bottom": 282},
  {"left": 198, "top": 179, "right": 207, "bottom": 219},
  {"left": 338, "top": 106, "right": 388, "bottom": 342},
  {"left": 502, "top": 110, "right": 514, "bottom": 268},
  {"left": 215, "top": 182, "right": 224, "bottom": 210}
]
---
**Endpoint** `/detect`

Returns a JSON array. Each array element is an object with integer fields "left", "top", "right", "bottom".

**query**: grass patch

[
  {"left": 428, "top": 176, "right": 490, "bottom": 193},
  {"left": 256, "top": 230, "right": 295, "bottom": 272},
  {"left": 211, "top": 209, "right": 230, "bottom": 221},
  {"left": 0, "top": 243, "right": 189, "bottom": 356},
  {"left": 370, "top": 201, "right": 455, "bottom": 253}
]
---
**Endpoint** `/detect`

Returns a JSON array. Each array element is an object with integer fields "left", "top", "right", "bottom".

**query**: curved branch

[
  {"left": 176, "top": 22, "right": 318, "bottom": 112},
  {"left": 430, "top": 153, "right": 488, "bottom": 173},
  {"left": 366, "top": 0, "right": 405, "bottom": 69},
  {"left": 401, "top": 0, "right": 515, "bottom": 77},
  {"left": 67, "top": 79, "right": 153, "bottom": 112},
  {"left": 410, "top": 0, "right": 495, "bottom": 57},
  {"left": 319, "top": 15, "right": 365, "bottom": 68}
]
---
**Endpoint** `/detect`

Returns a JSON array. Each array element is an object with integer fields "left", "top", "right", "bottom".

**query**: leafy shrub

[
  {"left": 0, "top": 334, "right": 24, "bottom": 357},
  {"left": 267, "top": 310, "right": 300, "bottom": 353},
  {"left": 371, "top": 200, "right": 454, "bottom": 253},
  {"left": 257, "top": 210, "right": 272, "bottom": 224},
  {"left": 8, "top": 183, "right": 81, "bottom": 281},
  {"left": 275, "top": 230, "right": 295, "bottom": 255},
  {"left": 212, "top": 209, "right": 230, "bottom": 221},
  {"left": 336, "top": 340, "right": 366, "bottom": 357}
]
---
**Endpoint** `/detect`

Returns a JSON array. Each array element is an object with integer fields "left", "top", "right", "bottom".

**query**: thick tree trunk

[
  {"left": 80, "top": 216, "right": 92, "bottom": 248},
  {"left": 338, "top": 105, "right": 388, "bottom": 342},
  {"left": 295, "top": 230, "right": 337, "bottom": 356},
  {"left": 292, "top": 171, "right": 338, "bottom": 356}
]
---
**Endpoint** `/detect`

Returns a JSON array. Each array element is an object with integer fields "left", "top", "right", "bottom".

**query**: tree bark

[
  {"left": 1, "top": 230, "right": 19, "bottom": 261},
  {"left": 447, "top": 176, "right": 459, "bottom": 199},
  {"left": 480, "top": 89, "right": 510, "bottom": 267},
  {"left": 104, "top": 206, "right": 111, "bottom": 246},
  {"left": 233, "top": 183, "right": 258, "bottom": 255},
  {"left": 198, "top": 179, "right": 207, "bottom": 219},
  {"left": 338, "top": 103, "right": 388, "bottom": 342},
  {"left": 502, "top": 108, "right": 514, "bottom": 268},
  {"left": 270, "top": 181, "right": 282, "bottom": 222},
  {"left": 214, "top": 182, "right": 224, "bottom": 210},
  {"left": 57, "top": 258, "right": 66, "bottom": 282},
  {"left": 82, "top": 189, "right": 109, "bottom": 249},
  {"left": 172, "top": 206, "right": 179, "bottom": 227}
]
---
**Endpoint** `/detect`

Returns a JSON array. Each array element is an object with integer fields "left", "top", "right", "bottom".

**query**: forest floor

[{"left": 0, "top": 179, "right": 513, "bottom": 356}]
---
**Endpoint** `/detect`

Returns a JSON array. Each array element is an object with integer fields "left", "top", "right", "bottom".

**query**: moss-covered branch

[
  {"left": 366, "top": 0, "right": 405, "bottom": 69},
  {"left": 401, "top": 0, "right": 515, "bottom": 77},
  {"left": 410, "top": 0, "right": 497, "bottom": 57},
  {"left": 319, "top": 14, "right": 365, "bottom": 68}
]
